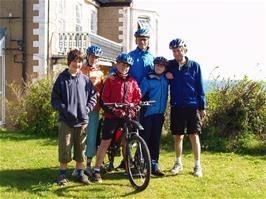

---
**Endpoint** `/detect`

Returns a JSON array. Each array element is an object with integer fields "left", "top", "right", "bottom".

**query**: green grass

[{"left": 0, "top": 131, "right": 265, "bottom": 199}]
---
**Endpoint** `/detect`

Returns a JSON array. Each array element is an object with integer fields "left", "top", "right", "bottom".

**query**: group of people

[{"left": 51, "top": 27, "right": 206, "bottom": 186}]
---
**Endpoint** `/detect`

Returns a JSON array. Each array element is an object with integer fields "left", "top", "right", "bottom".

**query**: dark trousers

[{"left": 140, "top": 114, "right": 164, "bottom": 162}]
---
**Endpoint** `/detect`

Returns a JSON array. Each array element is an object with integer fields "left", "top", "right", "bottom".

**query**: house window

[
  {"left": 91, "top": 10, "right": 97, "bottom": 33},
  {"left": 76, "top": 3, "right": 82, "bottom": 32},
  {"left": 57, "top": 0, "right": 65, "bottom": 32},
  {"left": 137, "top": 17, "right": 151, "bottom": 29}
]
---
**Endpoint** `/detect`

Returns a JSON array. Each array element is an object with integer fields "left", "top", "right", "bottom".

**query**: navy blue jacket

[
  {"left": 167, "top": 57, "right": 206, "bottom": 110},
  {"left": 140, "top": 73, "right": 168, "bottom": 117},
  {"left": 51, "top": 69, "right": 97, "bottom": 127}
]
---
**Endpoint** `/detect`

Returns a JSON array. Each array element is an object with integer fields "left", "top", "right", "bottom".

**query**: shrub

[
  {"left": 203, "top": 76, "right": 266, "bottom": 152},
  {"left": 6, "top": 77, "right": 58, "bottom": 136}
]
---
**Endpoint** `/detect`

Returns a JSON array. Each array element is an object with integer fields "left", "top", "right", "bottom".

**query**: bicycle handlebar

[{"left": 104, "top": 101, "right": 156, "bottom": 108}]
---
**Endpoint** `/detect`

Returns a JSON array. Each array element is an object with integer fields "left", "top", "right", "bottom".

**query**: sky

[{"left": 133, "top": 0, "right": 266, "bottom": 81}]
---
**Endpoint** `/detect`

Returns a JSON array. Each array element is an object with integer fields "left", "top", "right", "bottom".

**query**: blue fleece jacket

[
  {"left": 110, "top": 47, "right": 154, "bottom": 85},
  {"left": 140, "top": 73, "right": 168, "bottom": 117},
  {"left": 167, "top": 57, "right": 206, "bottom": 110},
  {"left": 51, "top": 69, "right": 97, "bottom": 127}
]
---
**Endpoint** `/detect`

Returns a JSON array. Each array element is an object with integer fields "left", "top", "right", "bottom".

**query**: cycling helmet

[
  {"left": 154, "top": 56, "right": 168, "bottom": 66},
  {"left": 86, "top": 45, "right": 102, "bottom": 56},
  {"left": 116, "top": 53, "right": 134, "bottom": 66},
  {"left": 134, "top": 28, "right": 150, "bottom": 38},
  {"left": 169, "top": 38, "right": 187, "bottom": 49}
]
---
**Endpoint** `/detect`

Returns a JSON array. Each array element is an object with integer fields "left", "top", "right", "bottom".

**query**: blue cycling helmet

[
  {"left": 116, "top": 53, "right": 134, "bottom": 66},
  {"left": 86, "top": 45, "right": 102, "bottom": 56},
  {"left": 134, "top": 28, "right": 150, "bottom": 38},
  {"left": 169, "top": 38, "right": 187, "bottom": 49},
  {"left": 154, "top": 56, "right": 168, "bottom": 66}
]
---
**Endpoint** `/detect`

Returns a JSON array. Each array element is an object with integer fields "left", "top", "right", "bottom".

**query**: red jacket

[{"left": 101, "top": 74, "right": 141, "bottom": 119}]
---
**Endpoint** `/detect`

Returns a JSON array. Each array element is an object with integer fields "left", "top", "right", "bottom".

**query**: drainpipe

[{"left": 22, "top": 0, "right": 26, "bottom": 83}]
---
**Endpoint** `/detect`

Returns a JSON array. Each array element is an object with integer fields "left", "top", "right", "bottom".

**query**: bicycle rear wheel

[{"left": 126, "top": 134, "right": 151, "bottom": 191}]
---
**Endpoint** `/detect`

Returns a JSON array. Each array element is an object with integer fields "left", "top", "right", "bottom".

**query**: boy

[
  {"left": 139, "top": 56, "right": 169, "bottom": 177},
  {"left": 93, "top": 53, "right": 141, "bottom": 183},
  {"left": 72, "top": 45, "right": 104, "bottom": 178},
  {"left": 51, "top": 49, "right": 97, "bottom": 185}
]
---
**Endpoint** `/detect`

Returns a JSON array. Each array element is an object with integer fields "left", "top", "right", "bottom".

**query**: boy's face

[
  {"left": 136, "top": 37, "right": 149, "bottom": 50},
  {"left": 172, "top": 47, "right": 186, "bottom": 62},
  {"left": 69, "top": 60, "right": 82, "bottom": 73},
  {"left": 87, "top": 54, "right": 99, "bottom": 66},
  {"left": 116, "top": 62, "right": 131, "bottom": 75},
  {"left": 155, "top": 64, "right": 166, "bottom": 75}
]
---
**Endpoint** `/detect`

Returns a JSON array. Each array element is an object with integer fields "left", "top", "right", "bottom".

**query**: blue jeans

[{"left": 85, "top": 111, "right": 100, "bottom": 158}]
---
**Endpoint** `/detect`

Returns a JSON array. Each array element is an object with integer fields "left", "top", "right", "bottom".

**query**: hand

[
  {"left": 113, "top": 109, "right": 126, "bottom": 118},
  {"left": 199, "top": 110, "right": 206, "bottom": 119},
  {"left": 165, "top": 72, "right": 174, "bottom": 80}
]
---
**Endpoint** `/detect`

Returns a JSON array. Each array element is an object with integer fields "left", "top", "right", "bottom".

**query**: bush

[
  {"left": 203, "top": 76, "right": 266, "bottom": 152},
  {"left": 6, "top": 77, "right": 58, "bottom": 136}
]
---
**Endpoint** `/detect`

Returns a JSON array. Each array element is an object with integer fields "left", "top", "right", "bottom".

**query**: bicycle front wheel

[{"left": 126, "top": 134, "right": 151, "bottom": 191}]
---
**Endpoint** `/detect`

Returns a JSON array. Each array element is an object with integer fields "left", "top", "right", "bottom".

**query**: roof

[
  {"left": 97, "top": 0, "right": 132, "bottom": 7},
  {"left": 0, "top": 27, "right": 6, "bottom": 40}
]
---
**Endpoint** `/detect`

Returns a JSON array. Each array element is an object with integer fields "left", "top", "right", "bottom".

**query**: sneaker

[
  {"left": 85, "top": 167, "right": 94, "bottom": 177},
  {"left": 152, "top": 169, "right": 165, "bottom": 177},
  {"left": 78, "top": 174, "right": 91, "bottom": 185},
  {"left": 171, "top": 162, "right": 183, "bottom": 175},
  {"left": 193, "top": 166, "right": 203, "bottom": 177},
  {"left": 93, "top": 172, "right": 103, "bottom": 183},
  {"left": 72, "top": 169, "right": 78, "bottom": 177},
  {"left": 57, "top": 174, "right": 69, "bottom": 186}
]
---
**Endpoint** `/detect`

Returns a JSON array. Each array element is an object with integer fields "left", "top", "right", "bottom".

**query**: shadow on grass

[
  {"left": 0, "top": 167, "right": 58, "bottom": 197},
  {"left": 0, "top": 167, "right": 143, "bottom": 198}
]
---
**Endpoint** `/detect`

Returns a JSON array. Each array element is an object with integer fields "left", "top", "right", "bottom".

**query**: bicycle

[{"left": 102, "top": 101, "right": 155, "bottom": 191}]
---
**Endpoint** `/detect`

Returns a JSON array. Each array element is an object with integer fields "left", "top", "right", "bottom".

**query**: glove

[{"left": 113, "top": 109, "right": 126, "bottom": 118}]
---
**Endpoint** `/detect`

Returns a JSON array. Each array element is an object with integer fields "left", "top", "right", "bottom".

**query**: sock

[
  {"left": 87, "top": 157, "right": 92, "bottom": 168},
  {"left": 195, "top": 160, "right": 200, "bottom": 167},
  {"left": 94, "top": 168, "right": 100, "bottom": 173},
  {"left": 77, "top": 169, "right": 84, "bottom": 176},
  {"left": 176, "top": 157, "right": 182, "bottom": 165},
  {"left": 59, "top": 169, "right": 66, "bottom": 176}
]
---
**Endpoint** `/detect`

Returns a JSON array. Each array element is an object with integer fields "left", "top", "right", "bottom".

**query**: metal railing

[{"left": 53, "top": 32, "right": 122, "bottom": 61}]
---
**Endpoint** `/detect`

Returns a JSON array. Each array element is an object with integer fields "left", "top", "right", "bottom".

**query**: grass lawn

[{"left": 0, "top": 131, "right": 265, "bottom": 199}]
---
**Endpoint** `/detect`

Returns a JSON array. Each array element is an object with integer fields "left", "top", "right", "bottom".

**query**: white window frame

[
  {"left": 91, "top": 10, "right": 97, "bottom": 34},
  {"left": 137, "top": 17, "right": 151, "bottom": 29},
  {"left": 76, "top": 3, "right": 82, "bottom": 32}
]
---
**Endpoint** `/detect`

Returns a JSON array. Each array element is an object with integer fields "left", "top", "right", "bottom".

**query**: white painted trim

[
  {"left": 32, "top": 0, "right": 48, "bottom": 77},
  {"left": 0, "top": 36, "right": 5, "bottom": 125}
]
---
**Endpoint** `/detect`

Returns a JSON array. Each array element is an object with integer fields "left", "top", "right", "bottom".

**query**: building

[{"left": 0, "top": 0, "right": 158, "bottom": 126}]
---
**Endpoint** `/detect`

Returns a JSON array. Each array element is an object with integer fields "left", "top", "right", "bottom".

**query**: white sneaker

[
  {"left": 85, "top": 167, "right": 93, "bottom": 177},
  {"left": 193, "top": 166, "right": 203, "bottom": 177},
  {"left": 171, "top": 162, "right": 183, "bottom": 175},
  {"left": 72, "top": 169, "right": 78, "bottom": 177}
]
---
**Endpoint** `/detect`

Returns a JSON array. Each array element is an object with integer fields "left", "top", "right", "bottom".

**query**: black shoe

[
  {"left": 78, "top": 174, "right": 91, "bottom": 185},
  {"left": 152, "top": 169, "right": 165, "bottom": 177},
  {"left": 57, "top": 174, "right": 69, "bottom": 186},
  {"left": 116, "top": 160, "right": 125, "bottom": 171}
]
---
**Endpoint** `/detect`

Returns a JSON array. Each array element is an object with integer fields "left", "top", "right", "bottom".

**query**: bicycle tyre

[{"left": 126, "top": 134, "right": 151, "bottom": 191}]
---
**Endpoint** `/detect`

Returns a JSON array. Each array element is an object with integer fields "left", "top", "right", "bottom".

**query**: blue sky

[{"left": 133, "top": 0, "right": 266, "bottom": 80}]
